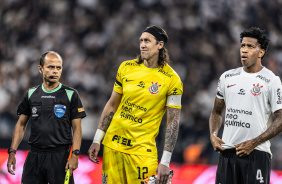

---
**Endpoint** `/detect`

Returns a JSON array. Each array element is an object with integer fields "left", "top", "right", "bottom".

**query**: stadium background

[{"left": 1, "top": 0, "right": 282, "bottom": 183}]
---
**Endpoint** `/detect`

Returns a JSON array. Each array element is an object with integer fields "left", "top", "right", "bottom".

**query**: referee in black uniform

[{"left": 7, "top": 51, "right": 86, "bottom": 184}]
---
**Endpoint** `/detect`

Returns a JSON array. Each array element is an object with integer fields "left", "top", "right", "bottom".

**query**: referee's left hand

[
  {"left": 65, "top": 155, "right": 78, "bottom": 176},
  {"left": 156, "top": 164, "right": 170, "bottom": 184},
  {"left": 235, "top": 139, "right": 256, "bottom": 157}
]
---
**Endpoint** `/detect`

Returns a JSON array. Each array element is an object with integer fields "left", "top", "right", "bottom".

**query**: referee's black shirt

[{"left": 17, "top": 83, "right": 86, "bottom": 148}]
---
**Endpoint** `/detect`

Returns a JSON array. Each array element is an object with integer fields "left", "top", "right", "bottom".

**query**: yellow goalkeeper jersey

[{"left": 102, "top": 59, "right": 183, "bottom": 156}]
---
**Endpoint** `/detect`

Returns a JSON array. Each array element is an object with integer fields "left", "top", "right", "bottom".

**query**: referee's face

[{"left": 41, "top": 53, "right": 63, "bottom": 83}]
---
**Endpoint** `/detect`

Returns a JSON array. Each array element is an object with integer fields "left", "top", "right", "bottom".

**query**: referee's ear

[{"left": 38, "top": 65, "right": 43, "bottom": 74}]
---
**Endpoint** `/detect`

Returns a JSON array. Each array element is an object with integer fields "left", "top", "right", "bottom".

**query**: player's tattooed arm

[
  {"left": 164, "top": 107, "right": 181, "bottom": 152},
  {"left": 209, "top": 97, "right": 226, "bottom": 152},
  {"left": 209, "top": 97, "right": 225, "bottom": 137},
  {"left": 252, "top": 109, "right": 282, "bottom": 146},
  {"left": 98, "top": 112, "right": 114, "bottom": 132},
  {"left": 97, "top": 90, "right": 122, "bottom": 132},
  {"left": 235, "top": 109, "right": 282, "bottom": 156}
]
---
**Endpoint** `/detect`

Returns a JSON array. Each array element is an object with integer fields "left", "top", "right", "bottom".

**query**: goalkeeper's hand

[
  {"left": 156, "top": 163, "right": 170, "bottom": 184},
  {"left": 88, "top": 143, "right": 100, "bottom": 163}
]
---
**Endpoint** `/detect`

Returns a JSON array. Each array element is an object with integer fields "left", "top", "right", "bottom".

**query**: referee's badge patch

[
  {"left": 54, "top": 104, "right": 66, "bottom": 118},
  {"left": 149, "top": 81, "right": 161, "bottom": 95}
]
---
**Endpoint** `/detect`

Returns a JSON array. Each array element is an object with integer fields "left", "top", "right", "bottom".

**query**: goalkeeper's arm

[
  {"left": 88, "top": 90, "right": 122, "bottom": 163},
  {"left": 157, "top": 107, "right": 181, "bottom": 182}
]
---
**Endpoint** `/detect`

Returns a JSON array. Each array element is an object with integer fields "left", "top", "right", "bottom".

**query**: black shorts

[
  {"left": 216, "top": 149, "right": 271, "bottom": 184},
  {"left": 22, "top": 145, "right": 74, "bottom": 184}
]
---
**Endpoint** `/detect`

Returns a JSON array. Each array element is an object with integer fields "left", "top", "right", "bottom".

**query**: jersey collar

[{"left": 41, "top": 83, "right": 62, "bottom": 93}]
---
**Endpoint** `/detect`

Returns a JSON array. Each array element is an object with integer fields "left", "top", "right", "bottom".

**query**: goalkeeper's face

[{"left": 139, "top": 32, "right": 162, "bottom": 61}]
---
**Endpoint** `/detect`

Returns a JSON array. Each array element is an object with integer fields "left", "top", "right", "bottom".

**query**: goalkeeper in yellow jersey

[{"left": 88, "top": 25, "right": 183, "bottom": 184}]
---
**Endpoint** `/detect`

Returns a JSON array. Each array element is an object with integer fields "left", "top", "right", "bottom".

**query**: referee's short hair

[{"left": 39, "top": 51, "right": 63, "bottom": 66}]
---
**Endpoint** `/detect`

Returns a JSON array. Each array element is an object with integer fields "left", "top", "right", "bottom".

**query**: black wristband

[
  {"left": 8, "top": 147, "right": 16, "bottom": 154},
  {"left": 72, "top": 149, "right": 80, "bottom": 156}
]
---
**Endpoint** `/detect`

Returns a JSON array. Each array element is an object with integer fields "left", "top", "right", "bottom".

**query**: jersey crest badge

[
  {"left": 54, "top": 105, "right": 66, "bottom": 118},
  {"left": 149, "top": 82, "right": 161, "bottom": 95},
  {"left": 31, "top": 107, "right": 39, "bottom": 117},
  {"left": 251, "top": 83, "right": 263, "bottom": 96},
  {"left": 32, "top": 107, "right": 37, "bottom": 114}
]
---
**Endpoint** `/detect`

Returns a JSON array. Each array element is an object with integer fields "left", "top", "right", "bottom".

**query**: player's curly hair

[
  {"left": 137, "top": 25, "right": 170, "bottom": 67},
  {"left": 240, "top": 27, "right": 270, "bottom": 59}
]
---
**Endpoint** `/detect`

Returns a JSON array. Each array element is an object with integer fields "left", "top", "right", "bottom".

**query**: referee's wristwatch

[
  {"left": 72, "top": 149, "right": 81, "bottom": 156},
  {"left": 7, "top": 147, "right": 16, "bottom": 154}
]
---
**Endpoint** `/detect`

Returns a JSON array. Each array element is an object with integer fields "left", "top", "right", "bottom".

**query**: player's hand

[
  {"left": 156, "top": 163, "right": 170, "bottom": 184},
  {"left": 7, "top": 153, "right": 16, "bottom": 175},
  {"left": 235, "top": 139, "right": 256, "bottom": 157},
  {"left": 210, "top": 134, "right": 225, "bottom": 152},
  {"left": 88, "top": 143, "right": 100, "bottom": 163},
  {"left": 65, "top": 155, "right": 79, "bottom": 176}
]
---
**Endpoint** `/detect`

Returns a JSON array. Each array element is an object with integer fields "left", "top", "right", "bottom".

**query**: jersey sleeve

[
  {"left": 113, "top": 63, "right": 124, "bottom": 94},
  {"left": 216, "top": 73, "right": 225, "bottom": 99},
  {"left": 70, "top": 90, "right": 87, "bottom": 120},
  {"left": 269, "top": 76, "right": 282, "bottom": 113},
  {"left": 166, "top": 75, "right": 183, "bottom": 109},
  {"left": 17, "top": 91, "right": 31, "bottom": 116}
]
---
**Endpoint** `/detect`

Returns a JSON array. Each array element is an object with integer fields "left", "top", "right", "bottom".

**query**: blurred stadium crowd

[{"left": 1, "top": 0, "right": 282, "bottom": 169}]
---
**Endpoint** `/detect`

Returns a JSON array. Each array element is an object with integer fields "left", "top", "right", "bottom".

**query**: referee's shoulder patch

[{"left": 78, "top": 107, "right": 85, "bottom": 112}]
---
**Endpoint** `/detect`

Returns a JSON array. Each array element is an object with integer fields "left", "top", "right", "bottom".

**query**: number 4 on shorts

[{"left": 256, "top": 169, "right": 264, "bottom": 183}]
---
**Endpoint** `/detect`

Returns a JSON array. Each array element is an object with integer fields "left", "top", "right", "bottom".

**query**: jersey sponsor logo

[
  {"left": 120, "top": 111, "right": 143, "bottom": 123},
  {"left": 125, "top": 79, "right": 134, "bottom": 82},
  {"left": 217, "top": 79, "right": 220, "bottom": 88},
  {"left": 277, "top": 88, "right": 282, "bottom": 104},
  {"left": 120, "top": 103, "right": 144, "bottom": 123},
  {"left": 54, "top": 104, "right": 66, "bottom": 118},
  {"left": 149, "top": 82, "right": 161, "bottom": 95},
  {"left": 251, "top": 83, "right": 263, "bottom": 96},
  {"left": 125, "top": 100, "right": 147, "bottom": 112},
  {"left": 137, "top": 81, "right": 145, "bottom": 88},
  {"left": 225, "top": 72, "right": 240, "bottom": 78},
  {"left": 172, "top": 88, "right": 179, "bottom": 95},
  {"left": 225, "top": 108, "right": 251, "bottom": 128},
  {"left": 102, "top": 172, "right": 108, "bottom": 184},
  {"left": 256, "top": 75, "right": 270, "bottom": 83},
  {"left": 227, "top": 107, "right": 252, "bottom": 115},
  {"left": 125, "top": 62, "right": 139, "bottom": 66},
  {"left": 224, "top": 119, "right": 251, "bottom": 128},
  {"left": 78, "top": 107, "right": 85, "bottom": 112},
  {"left": 158, "top": 69, "right": 173, "bottom": 78},
  {"left": 112, "top": 135, "right": 133, "bottom": 147},
  {"left": 238, "top": 89, "right": 246, "bottom": 95},
  {"left": 227, "top": 84, "right": 236, "bottom": 88},
  {"left": 41, "top": 95, "right": 55, "bottom": 98},
  {"left": 32, "top": 107, "right": 38, "bottom": 117}
]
